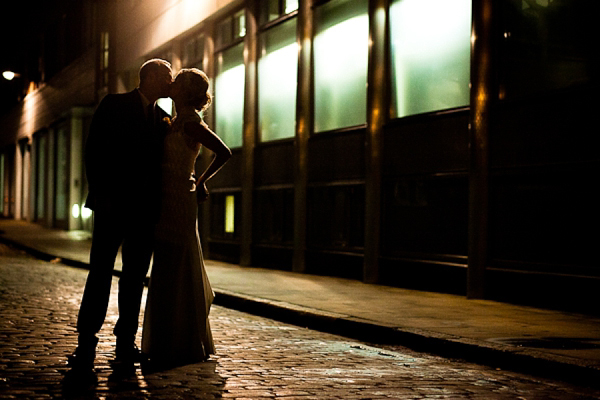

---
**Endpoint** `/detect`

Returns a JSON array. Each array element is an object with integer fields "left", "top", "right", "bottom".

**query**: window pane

[
  {"left": 258, "top": 18, "right": 298, "bottom": 142},
  {"left": 284, "top": 0, "right": 298, "bottom": 14},
  {"left": 234, "top": 10, "right": 246, "bottom": 38},
  {"left": 499, "top": 0, "right": 594, "bottom": 99},
  {"left": 314, "top": 0, "right": 369, "bottom": 133},
  {"left": 217, "top": 18, "right": 232, "bottom": 48},
  {"left": 215, "top": 42, "right": 245, "bottom": 148},
  {"left": 390, "top": 0, "right": 471, "bottom": 118},
  {"left": 225, "top": 194, "right": 235, "bottom": 233},
  {"left": 261, "top": 0, "right": 280, "bottom": 24}
]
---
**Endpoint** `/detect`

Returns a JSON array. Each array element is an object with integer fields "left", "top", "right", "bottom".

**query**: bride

[{"left": 142, "top": 68, "right": 231, "bottom": 367}]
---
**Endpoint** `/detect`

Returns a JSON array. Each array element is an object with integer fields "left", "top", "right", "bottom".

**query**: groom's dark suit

[{"left": 78, "top": 89, "right": 169, "bottom": 348}]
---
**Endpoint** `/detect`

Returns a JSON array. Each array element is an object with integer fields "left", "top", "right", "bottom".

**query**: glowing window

[
  {"left": 81, "top": 205, "right": 93, "bottom": 219},
  {"left": 217, "top": 11, "right": 246, "bottom": 49},
  {"left": 72, "top": 203, "right": 80, "bottom": 219},
  {"left": 215, "top": 42, "right": 245, "bottom": 148},
  {"left": 258, "top": 18, "right": 298, "bottom": 142},
  {"left": 284, "top": 0, "right": 298, "bottom": 14},
  {"left": 260, "top": 0, "right": 298, "bottom": 24},
  {"left": 225, "top": 195, "right": 235, "bottom": 233},
  {"left": 314, "top": 0, "right": 369, "bottom": 133},
  {"left": 390, "top": 0, "right": 471, "bottom": 118}
]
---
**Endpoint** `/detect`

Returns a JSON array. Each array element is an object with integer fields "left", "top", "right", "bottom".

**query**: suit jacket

[{"left": 84, "top": 89, "right": 169, "bottom": 219}]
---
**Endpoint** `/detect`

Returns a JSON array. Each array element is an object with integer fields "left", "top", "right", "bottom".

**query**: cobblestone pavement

[{"left": 1, "top": 244, "right": 600, "bottom": 399}]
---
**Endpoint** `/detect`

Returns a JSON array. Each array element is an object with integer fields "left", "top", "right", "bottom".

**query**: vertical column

[
  {"left": 203, "top": 28, "right": 216, "bottom": 131},
  {"left": 0, "top": 153, "right": 4, "bottom": 216},
  {"left": 47, "top": 128, "right": 56, "bottom": 226},
  {"left": 14, "top": 141, "right": 23, "bottom": 220},
  {"left": 171, "top": 41, "right": 183, "bottom": 73},
  {"left": 23, "top": 139, "right": 31, "bottom": 222},
  {"left": 69, "top": 111, "right": 84, "bottom": 230},
  {"left": 201, "top": 26, "right": 216, "bottom": 259},
  {"left": 467, "top": 0, "right": 495, "bottom": 299},
  {"left": 364, "top": 0, "right": 389, "bottom": 283},
  {"left": 240, "top": 3, "right": 259, "bottom": 266},
  {"left": 30, "top": 136, "right": 37, "bottom": 222},
  {"left": 293, "top": 0, "right": 313, "bottom": 273}
]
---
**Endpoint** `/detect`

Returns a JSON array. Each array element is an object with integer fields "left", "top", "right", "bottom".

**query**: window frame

[{"left": 215, "top": 8, "right": 247, "bottom": 53}]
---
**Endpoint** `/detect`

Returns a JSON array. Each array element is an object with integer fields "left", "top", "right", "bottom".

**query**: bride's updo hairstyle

[{"left": 174, "top": 68, "right": 212, "bottom": 112}]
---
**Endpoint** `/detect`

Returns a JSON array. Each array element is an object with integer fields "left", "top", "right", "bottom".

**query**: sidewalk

[{"left": 2, "top": 218, "right": 600, "bottom": 385}]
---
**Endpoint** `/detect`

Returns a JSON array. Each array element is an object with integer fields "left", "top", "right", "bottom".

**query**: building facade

[{"left": 1, "top": 0, "right": 597, "bottom": 312}]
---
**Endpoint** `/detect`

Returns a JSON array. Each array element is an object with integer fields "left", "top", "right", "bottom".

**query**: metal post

[
  {"left": 240, "top": 3, "right": 258, "bottom": 266},
  {"left": 364, "top": 0, "right": 389, "bottom": 283},
  {"left": 293, "top": 0, "right": 313, "bottom": 273},
  {"left": 467, "top": 0, "right": 495, "bottom": 299},
  {"left": 200, "top": 26, "right": 215, "bottom": 260}
]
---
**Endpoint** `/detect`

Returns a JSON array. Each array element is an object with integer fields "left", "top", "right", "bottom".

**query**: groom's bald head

[
  {"left": 139, "top": 59, "right": 172, "bottom": 84},
  {"left": 139, "top": 58, "right": 172, "bottom": 103}
]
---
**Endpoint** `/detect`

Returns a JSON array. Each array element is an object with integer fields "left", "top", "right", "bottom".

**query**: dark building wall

[{"left": 196, "top": 0, "right": 599, "bottom": 313}]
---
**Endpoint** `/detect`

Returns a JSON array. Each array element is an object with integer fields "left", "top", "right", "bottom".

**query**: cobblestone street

[{"left": 1, "top": 244, "right": 600, "bottom": 399}]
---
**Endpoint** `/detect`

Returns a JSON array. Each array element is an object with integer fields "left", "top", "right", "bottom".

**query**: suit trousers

[{"left": 77, "top": 208, "right": 154, "bottom": 345}]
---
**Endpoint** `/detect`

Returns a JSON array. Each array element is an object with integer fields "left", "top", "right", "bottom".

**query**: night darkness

[{"left": 1, "top": 2, "right": 54, "bottom": 114}]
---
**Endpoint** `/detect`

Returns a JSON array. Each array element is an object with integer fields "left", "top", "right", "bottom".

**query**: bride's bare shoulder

[{"left": 183, "top": 119, "right": 214, "bottom": 142}]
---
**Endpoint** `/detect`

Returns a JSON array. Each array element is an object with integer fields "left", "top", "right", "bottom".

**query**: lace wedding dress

[{"left": 142, "top": 108, "right": 215, "bottom": 365}]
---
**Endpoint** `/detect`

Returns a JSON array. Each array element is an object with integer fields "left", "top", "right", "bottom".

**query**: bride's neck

[{"left": 175, "top": 105, "right": 196, "bottom": 115}]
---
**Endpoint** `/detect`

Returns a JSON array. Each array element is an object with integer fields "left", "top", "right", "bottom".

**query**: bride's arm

[{"left": 185, "top": 121, "right": 232, "bottom": 201}]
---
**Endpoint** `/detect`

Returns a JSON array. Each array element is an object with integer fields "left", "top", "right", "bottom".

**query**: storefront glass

[
  {"left": 390, "top": 0, "right": 471, "bottom": 118},
  {"left": 258, "top": 18, "right": 298, "bottom": 141},
  {"left": 314, "top": 0, "right": 369, "bottom": 132},
  {"left": 215, "top": 42, "right": 246, "bottom": 148}
]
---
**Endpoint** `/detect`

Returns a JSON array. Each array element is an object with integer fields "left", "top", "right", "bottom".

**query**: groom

[{"left": 69, "top": 59, "right": 173, "bottom": 374}]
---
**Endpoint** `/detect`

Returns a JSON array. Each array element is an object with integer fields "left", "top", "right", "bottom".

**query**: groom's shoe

[
  {"left": 68, "top": 335, "right": 98, "bottom": 372},
  {"left": 115, "top": 341, "right": 142, "bottom": 364},
  {"left": 64, "top": 335, "right": 98, "bottom": 389}
]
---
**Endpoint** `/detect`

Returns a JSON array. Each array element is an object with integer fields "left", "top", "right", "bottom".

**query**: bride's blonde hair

[{"left": 174, "top": 68, "right": 212, "bottom": 112}]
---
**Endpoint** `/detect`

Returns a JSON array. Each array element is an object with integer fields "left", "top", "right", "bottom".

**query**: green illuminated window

[
  {"left": 314, "top": 0, "right": 369, "bottom": 133},
  {"left": 284, "top": 0, "right": 298, "bottom": 14},
  {"left": 215, "top": 42, "right": 245, "bottom": 148},
  {"left": 225, "top": 195, "right": 235, "bottom": 233},
  {"left": 258, "top": 18, "right": 298, "bottom": 142},
  {"left": 260, "top": 0, "right": 298, "bottom": 24},
  {"left": 390, "top": 0, "right": 471, "bottom": 118},
  {"left": 217, "top": 10, "right": 246, "bottom": 49}
]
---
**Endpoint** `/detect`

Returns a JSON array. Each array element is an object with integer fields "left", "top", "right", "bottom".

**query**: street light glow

[{"left": 2, "top": 71, "right": 18, "bottom": 81}]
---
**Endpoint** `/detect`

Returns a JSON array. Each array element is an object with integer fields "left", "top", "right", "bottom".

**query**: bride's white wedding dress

[{"left": 142, "top": 108, "right": 215, "bottom": 365}]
